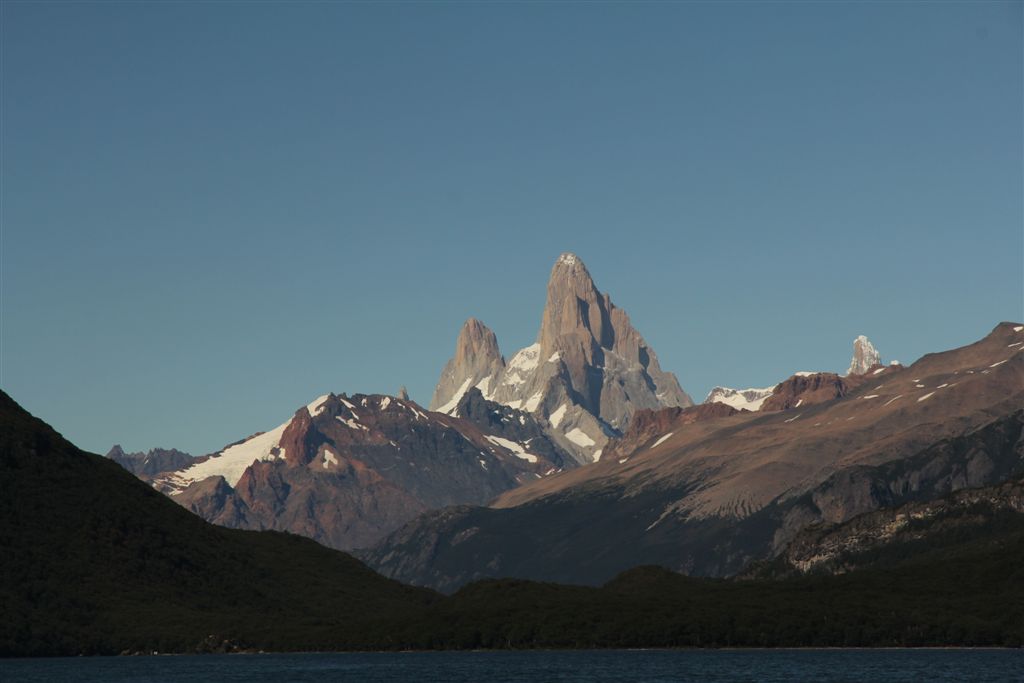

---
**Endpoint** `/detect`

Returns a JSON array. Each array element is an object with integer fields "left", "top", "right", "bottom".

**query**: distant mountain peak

[
  {"left": 704, "top": 386, "right": 775, "bottom": 412},
  {"left": 430, "top": 253, "right": 692, "bottom": 462},
  {"left": 429, "top": 318, "right": 505, "bottom": 413},
  {"left": 847, "top": 335, "right": 882, "bottom": 375}
]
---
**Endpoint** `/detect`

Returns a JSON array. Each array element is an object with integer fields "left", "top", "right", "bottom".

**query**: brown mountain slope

[{"left": 364, "top": 323, "right": 1024, "bottom": 590}]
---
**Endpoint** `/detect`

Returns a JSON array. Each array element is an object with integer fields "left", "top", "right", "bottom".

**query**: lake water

[{"left": 1, "top": 649, "right": 1021, "bottom": 682}]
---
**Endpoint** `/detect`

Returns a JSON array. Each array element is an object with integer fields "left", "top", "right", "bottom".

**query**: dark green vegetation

[
  {"left": 0, "top": 392, "right": 438, "bottom": 656},
  {"left": 2, "top": 391, "right": 1021, "bottom": 656}
]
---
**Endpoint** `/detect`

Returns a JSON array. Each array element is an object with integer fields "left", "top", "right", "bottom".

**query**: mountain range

[
  {"left": 91, "top": 253, "right": 1024, "bottom": 602},
  {"left": 430, "top": 253, "right": 692, "bottom": 463},
  {"left": 4, "top": 390, "right": 1022, "bottom": 655},
  {"left": 364, "top": 322, "right": 1024, "bottom": 590},
  {"left": 142, "top": 391, "right": 573, "bottom": 551}
]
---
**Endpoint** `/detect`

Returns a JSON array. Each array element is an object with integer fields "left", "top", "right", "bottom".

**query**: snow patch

[
  {"left": 705, "top": 385, "right": 774, "bottom": 412},
  {"left": 651, "top": 433, "right": 674, "bottom": 449},
  {"left": 547, "top": 351, "right": 561, "bottom": 363},
  {"left": 882, "top": 395, "right": 902, "bottom": 407},
  {"left": 173, "top": 420, "right": 290, "bottom": 488},
  {"left": 1014, "top": 326, "right": 1023, "bottom": 332},
  {"left": 549, "top": 404, "right": 568, "bottom": 427},
  {"left": 336, "top": 416, "right": 368, "bottom": 431},
  {"left": 306, "top": 394, "right": 331, "bottom": 416},
  {"left": 917, "top": 392, "right": 935, "bottom": 402},
  {"left": 592, "top": 449, "right": 603, "bottom": 462},
  {"left": 475, "top": 376, "right": 492, "bottom": 399},
  {"left": 322, "top": 449, "right": 338, "bottom": 469},
  {"left": 872, "top": 367, "right": 886, "bottom": 376},
  {"left": 379, "top": 396, "right": 391, "bottom": 411},
  {"left": 862, "top": 395, "right": 879, "bottom": 399},
  {"left": 784, "top": 414, "right": 802, "bottom": 423},
  {"left": 990, "top": 360, "right": 1009, "bottom": 368},
  {"left": 485, "top": 435, "right": 538, "bottom": 463},
  {"left": 566, "top": 428, "right": 596, "bottom": 447},
  {"left": 436, "top": 377, "right": 472, "bottom": 415},
  {"left": 503, "top": 344, "right": 541, "bottom": 385}
]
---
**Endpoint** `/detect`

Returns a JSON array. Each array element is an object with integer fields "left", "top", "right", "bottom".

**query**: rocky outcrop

[
  {"left": 847, "top": 335, "right": 881, "bottom": 376},
  {"left": 430, "top": 253, "right": 692, "bottom": 462},
  {"left": 149, "top": 392, "right": 570, "bottom": 551},
  {"left": 758, "top": 474, "right": 1024, "bottom": 578},
  {"left": 106, "top": 445, "right": 195, "bottom": 478},
  {"left": 759, "top": 372, "right": 851, "bottom": 412},
  {"left": 452, "top": 388, "right": 573, "bottom": 471}
]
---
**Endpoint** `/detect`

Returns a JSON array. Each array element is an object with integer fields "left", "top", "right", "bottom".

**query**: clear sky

[{"left": 2, "top": 1, "right": 1021, "bottom": 456}]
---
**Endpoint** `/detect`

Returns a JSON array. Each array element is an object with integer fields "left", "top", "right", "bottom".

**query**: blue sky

[{"left": 3, "top": 1, "right": 1021, "bottom": 456}]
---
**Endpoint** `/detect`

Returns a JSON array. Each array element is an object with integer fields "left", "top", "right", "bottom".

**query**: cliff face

[
  {"left": 757, "top": 475, "right": 1024, "bottom": 578},
  {"left": 430, "top": 253, "right": 692, "bottom": 462}
]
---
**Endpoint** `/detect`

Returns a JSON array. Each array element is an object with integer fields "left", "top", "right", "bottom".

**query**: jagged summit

[
  {"left": 429, "top": 318, "right": 505, "bottom": 414},
  {"left": 847, "top": 335, "right": 882, "bottom": 375},
  {"left": 430, "top": 253, "right": 692, "bottom": 462}
]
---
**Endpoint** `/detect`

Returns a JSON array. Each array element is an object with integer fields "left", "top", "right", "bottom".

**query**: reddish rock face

[
  {"left": 152, "top": 391, "right": 573, "bottom": 552},
  {"left": 760, "top": 373, "right": 852, "bottom": 412},
  {"left": 621, "top": 403, "right": 740, "bottom": 442}
]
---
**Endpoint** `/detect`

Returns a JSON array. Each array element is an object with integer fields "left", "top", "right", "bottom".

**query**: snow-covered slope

[{"left": 704, "top": 386, "right": 776, "bottom": 412}]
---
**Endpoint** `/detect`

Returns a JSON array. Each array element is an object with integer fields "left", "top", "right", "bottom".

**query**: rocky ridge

[
  {"left": 149, "top": 391, "right": 574, "bottom": 551},
  {"left": 429, "top": 253, "right": 692, "bottom": 462},
  {"left": 106, "top": 445, "right": 195, "bottom": 478}
]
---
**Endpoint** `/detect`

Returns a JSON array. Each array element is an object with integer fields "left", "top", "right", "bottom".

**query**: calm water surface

[{"left": 2, "top": 649, "right": 1021, "bottom": 682}]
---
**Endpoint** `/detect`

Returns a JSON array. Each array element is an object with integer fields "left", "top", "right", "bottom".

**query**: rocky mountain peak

[
  {"left": 456, "top": 318, "right": 502, "bottom": 366},
  {"left": 539, "top": 253, "right": 606, "bottom": 355},
  {"left": 429, "top": 253, "right": 693, "bottom": 463},
  {"left": 429, "top": 318, "right": 505, "bottom": 412},
  {"left": 847, "top": 335, "right": 882, "bottom": 376},
  {"left": 536, "top": 252, "right": 691, "bottom": 428}
]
